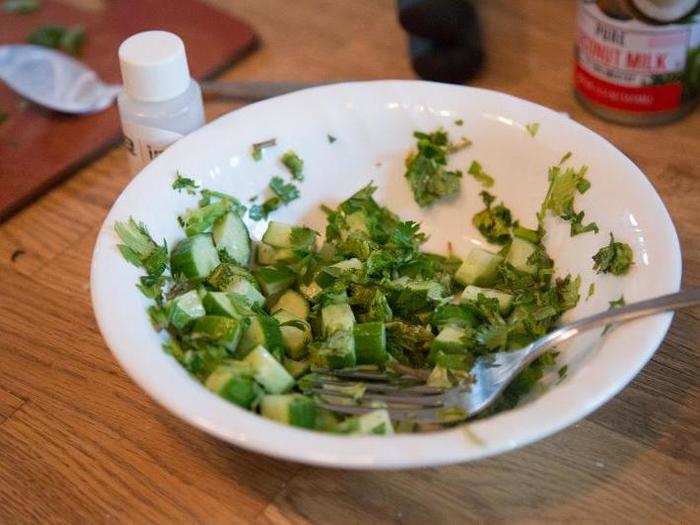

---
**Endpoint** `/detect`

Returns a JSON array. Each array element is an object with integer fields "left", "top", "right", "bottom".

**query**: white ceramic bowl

[{"left": 91, "top": 81, "right": 681, "bottom": 469}]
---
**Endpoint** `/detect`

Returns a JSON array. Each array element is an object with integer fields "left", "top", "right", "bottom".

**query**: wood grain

[{"left": 0, "top": 0, "right": 698, "bottom": 523}]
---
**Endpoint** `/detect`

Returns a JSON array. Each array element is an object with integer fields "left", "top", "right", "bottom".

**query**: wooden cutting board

[{"left": 0, "top": 0, "right": 257, "bottom": 221}]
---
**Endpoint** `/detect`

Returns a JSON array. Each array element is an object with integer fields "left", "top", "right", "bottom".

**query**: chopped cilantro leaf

[
  {"left": 586, "top": 282, "right": 595, "bottom": 300},
  {"left": 327, "top": 134, "right": 337, "bottom": 143},
  {"left": 172, "top": 172, "right": 199, "bottom": 194},
  {"left": 540, "top": 163, "right": 597, "bottom": 237},
  {"left": 448, "top": 136, "right": 472, "bottom": 153},
  {"left": 592, "top": 234, "right": 634, "bottom": 275},
  {"left": 609, "top": 295, "right": 626, "bottom": 308},
  {"left": 404, "top": 129, "right": 463, "bottom": 207},
  {"left": 559, "top": 151, "right": 573, "bottom": 165},
  {"left": 454, "top": 118, "right": 464, "bottom": 126},
  {"left": 467, "top": 160, "right": 495, "bottom": 187},
  {"left": 251, "top": 138, "right": 276, "bottom": 161},
  {"left": 269, "top": 176, "right": 300, "bottom": 204},
  {"left": 281, "top": 150, "right": 304, "bottom": 181},
  {"left": 114, "top": 217, "right": 167, "bottom": 277},
  {"left": 472, "top": 191, "right": 512, "bottom": 245},
  {"left": 558, "top": 365, "right": 568, "bottom": 380},
  {"left": 3, "top": 0, "right": 40, "bottom": 14},
  {"left": 525, "top": 122, "right": 540, "bottom": 137},
  {"left": 198, "top": 189, "right": 246, "bottom": 217}
]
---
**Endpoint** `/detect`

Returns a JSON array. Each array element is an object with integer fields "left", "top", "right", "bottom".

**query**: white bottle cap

[{"left": 119, "top": 31, "right": 191, "bottom": 102}]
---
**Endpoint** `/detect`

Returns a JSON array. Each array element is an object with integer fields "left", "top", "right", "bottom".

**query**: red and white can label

[{"left": 575, "top": 1, "right": 700, "bottom": 113}]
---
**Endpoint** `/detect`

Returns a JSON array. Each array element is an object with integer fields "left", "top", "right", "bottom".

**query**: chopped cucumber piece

[
  {"left": 202, "top": 291, "right": 238, "bottom": 318},
  {"left": 455, "top": 248, "right": 503, "bottom": 286},
  {"left": 321, "top": 302, "right": 355, "bottom": 336},
  {"left": 212, "top": 212, "right": 251, "bottom": 266},
  {"left": 191, "top": 316, "right": 245, "bottom": 351},
  {"left": 239, "top": 314, "right": 285, "bottom": 359},
  {"left": 353, "top": 322, "right": 388, "bottom": 365},
  {"left": 243, "top": 346, "right": 295, "bottom": 394},
  {"left": 283, "top": 357, "right": 310, "bottom": 378},
  {"left": 271, "top": 290, "right": 309, "bottom": 319},
  {"left": 207, "top": 263, "right": 257, "bottom": 291},
  {"left": 229, "top": 280, "right": 266, "bottom": 308},
  {"left": 205, "top": 364, "right": 261, "bottom": 408},
  {"left": 336, "top": 409, "right": 394, "bottom": 435},
  {"left": 386, "top": 277, "right": 445, "bottom": 313},
  {"left": 428, "top": 324, "right": 471, "bottom": 364},
  {"left": 309, "top": 329, "right": 356, "bottom": 369},
  {"left": 273, "top": 309, "right": 312, "bottom": 359},
  {"left": 506, "top": 237, "right": 538, "bottom": 274},
  {"left": 170, "top": 234, "right": 219, "bottom": 278},
  {"left": 256, "top": 242, "right": 277, "bottom": 265},
  {"left": 167, "top": 289, "right": 205, "bottom": 330},
  {"left": 255, "top": 265, "right": 296, "bottom": 296},
  {"left": 460, "top": 285, "right": 513, "bottom": 314},
  {"left": 260, "top": 394, "right": 317, "bottom": 429},
  {"left": 431, "top": 304, "right": 477, "bottom": 329},
  {"left": 262, "top": 221, "right": 317, "bottom": 249}
]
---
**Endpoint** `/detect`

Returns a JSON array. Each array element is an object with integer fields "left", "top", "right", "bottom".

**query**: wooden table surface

[{"left": 1, "top": 1, "right": 698, "bottom": 522}]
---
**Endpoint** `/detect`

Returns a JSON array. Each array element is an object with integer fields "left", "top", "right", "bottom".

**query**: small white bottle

[{"left": 117, "top": 31, "right": 205, "bottom": 172}]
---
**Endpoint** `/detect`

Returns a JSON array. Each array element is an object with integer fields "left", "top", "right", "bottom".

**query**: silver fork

[{"left": 308, "top": 289, "right": 700, "bottom": 423}]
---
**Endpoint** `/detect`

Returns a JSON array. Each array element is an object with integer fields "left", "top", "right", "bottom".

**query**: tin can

[{"left": 574, "top": 0, "right": 700, "bottom": 125}]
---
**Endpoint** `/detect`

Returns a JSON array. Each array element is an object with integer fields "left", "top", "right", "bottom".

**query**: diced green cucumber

[
  {"left": 270, "top": 290, "right": 309, "bottom": 319},
  {"left": 506, "top": 237, "right": 538, "bottom": 274},
  {"left": 309, "top": 329, "right": 356, "bottom": 369},
  {"left": 455, "top": 248, "right": 503, "bottom": 286},
  {"left": 353, "top": 322, "right": 388, "bottom": 365},
  {"left": 256, "top": 242, "right": 277, "bottom": 265},
  {"left": 273, "top": 309, "right": 312, "bottom": 359},
  {"left": 260, "top": 394, "right": 317, "bottom": 429},
  {"left": 317, "top": 258, "right": 363, "bottom": 288},
  {"left": 239, "top": 314, "right": 285, "bottom": 359},
  {"left": 207, "top": 263, "right": 257, "bottom": 290},
  {"left": 191, "top": 316, "right": 245, "bottom": 351},
  {"left": 170, "top": 234, "right": 219, "bottom": 278},
  {"left": 283, "top": 357, "right": 310, "bottom": 378},
  {"left": 262, "top": 221, "right": 317, "bottom": 249},
  {"left": 255, "top": 265, "right": 296, "bottom": 296},
  {"left": 431, "top": 304, "right": 477, "bottom": 329},
  {"left": 212, "top": 212, "right": 251, "bottom": 266},
  {"left": 298, "top": 280, "right": 323, "bottom": 302},
  {"left": 229, "top": 280, "right": 266, "bottom": 308},
  {"left": 243, "top": 346, "right": 295, "bottom": 394},
  {"left": 321, "top": 303, "right": 355, "bottom": 336},
  {"left": 386, "top": 277, "right": 445, "bottom": 313},
  {"left": 427, "top": 324, "right": 471, "bottom": 365},
  {"left": 460, "top": 285, "right": 513, "bottom": 314},
  {"left": 202, "top": 291, "right": 238, "bottom": 317},
  {"left": 336, "top": 409, "right": 394, "bottom": 435},
  {"left": 205, "top": 364, "right": 261, "bottom": 409},
  {"left": 167, "top": 289, "right": 206, "bottom": 330}
]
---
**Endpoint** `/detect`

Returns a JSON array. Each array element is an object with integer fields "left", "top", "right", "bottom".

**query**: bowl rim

[{"left": 91, "top": 80, "right": 681, "bottom": 469}]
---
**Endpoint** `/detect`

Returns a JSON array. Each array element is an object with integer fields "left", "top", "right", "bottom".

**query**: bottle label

[
  {"left": 574, "top": 1, "right": 700, "bottom": 113},
  {"left": 122, "top": 121, "right": 184, "bottom": 171}
]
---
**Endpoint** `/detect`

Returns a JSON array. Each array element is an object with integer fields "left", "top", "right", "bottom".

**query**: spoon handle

[{"left": 199, "top": 80, "right": 328, "bottom": 101}]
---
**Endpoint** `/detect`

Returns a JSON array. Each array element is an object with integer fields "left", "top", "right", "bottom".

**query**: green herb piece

[
  {"left": 3, "top": 0, "right": 41, "bottom": 14},
  {"left": 114, "top": 217, "right": 168, "bottom": 277},
  {"left": 327, "top": 134, "right": 337, "bottom": 143},
  {"left": 559, "top": 151, "right": 572, "bottom": 165},
  {"left": 586, "top": 282, "right": 595, "bottom": 300},
  {"left": 558, "top": 365, "right": 568, "bottom": 380},
  {"left": 454, "top": 119, "right": 464, "bottom": 126},
  {"left": 249, "top": 200, "right": 278, "bottom": 221},
  {"left": 472, "top": 191, "right": 512, "bottom": 245},
  {"left": 609, "top": 295, "right": 626, "bottom": 309},
  {"left": 269, "top": 176, "right": 300, "bottom": 203},
  {"left": 281, "top": 150, "right": 304, "bottom": 181},
  {"left": 172, "top": 172, "right": 199, "bottom": 194},
  {"left": 525, "top": 122, "right": 540, "bottom": 137},
  {"left": 137, "top": 274, "right": 168, "bottom": 304},
  {"left": 28, "top": 24, "right": 85, "bottom": 55},
  {"left": 178, "top": 199, "right": 231, "bottom": 236},
  {"left": 448, "top": 136, "right": 472, "bottom": 153},
  {"left": 404, "top": 129, "right": 463, "bottom": 207},
  {"left": 251, "top": 138, "right": 276, "bottom": 161},
  {"left": 539, "top": 163, "right": 597, "bottom": 237},
  {"left": 592, "top": 234, "right": 634, "bottom": 275},
  {"left": 467, "top": 160, "right": 495, "bottom": 188},
  {"left": 198, "top": 189, "right": 246, "bottom": 217}
]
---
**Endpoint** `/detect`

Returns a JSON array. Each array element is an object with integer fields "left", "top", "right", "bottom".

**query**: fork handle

[{"left": 527, "top": 288, "right": 700, "bottom": 361}]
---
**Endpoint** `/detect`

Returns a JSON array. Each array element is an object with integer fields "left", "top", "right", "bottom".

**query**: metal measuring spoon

[{"left": 0, "top": 44, "right": 323, "bottom": 115}]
